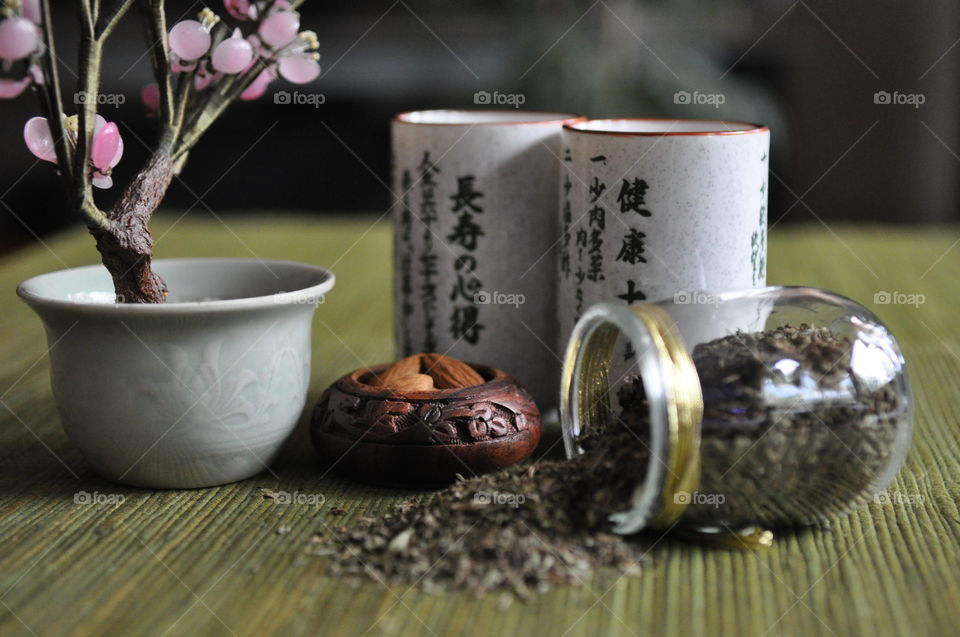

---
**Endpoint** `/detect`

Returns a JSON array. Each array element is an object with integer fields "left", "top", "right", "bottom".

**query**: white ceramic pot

[{"left": 17, "top": 258, "right": 335, "bottom": 489}]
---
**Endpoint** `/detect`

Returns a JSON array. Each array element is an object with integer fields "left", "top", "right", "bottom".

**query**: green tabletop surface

[{"left": 1, "top": 214, "right": 958, "bottom": 637}]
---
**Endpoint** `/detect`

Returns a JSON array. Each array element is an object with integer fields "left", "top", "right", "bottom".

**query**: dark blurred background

[{"left": 1, "top": 0, "right": 958, "bottom": 255}]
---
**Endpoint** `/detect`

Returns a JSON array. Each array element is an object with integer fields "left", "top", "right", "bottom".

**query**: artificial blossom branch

[{"left": 1, "top": 0, "right": 321, "bottom": 302}]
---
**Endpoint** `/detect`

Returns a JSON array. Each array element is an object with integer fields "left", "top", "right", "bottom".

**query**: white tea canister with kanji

[
  {"left": 557, "top": 118, "right": 770, "bottom": 354},
  {"left": 392, "top": 110, "right": 583, "bottom": 408}
]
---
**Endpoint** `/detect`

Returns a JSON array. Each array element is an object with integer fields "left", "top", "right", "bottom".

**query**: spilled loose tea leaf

[
  {"left": 318, "top": 325, "right": 907, "bottom": 596},
  {"left": 318, "top": 429, "right": 650, "bottom": 600}
]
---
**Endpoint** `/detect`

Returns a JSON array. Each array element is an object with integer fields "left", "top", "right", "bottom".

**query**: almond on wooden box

[{"left": 310, "top": 353, "right": 541, "bottom": 487}]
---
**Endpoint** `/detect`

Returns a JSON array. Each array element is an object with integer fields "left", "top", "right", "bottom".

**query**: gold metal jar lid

[
  {"left": 561, "top": 301, "right": 775, "bottom": 549},
  {"left": 560, "top": 302, "right": 703, "bottom": 534}
]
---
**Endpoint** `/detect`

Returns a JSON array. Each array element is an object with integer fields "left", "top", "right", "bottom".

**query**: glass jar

[{"left": 560, "top": 286, "right": 913, "bottom": 545}]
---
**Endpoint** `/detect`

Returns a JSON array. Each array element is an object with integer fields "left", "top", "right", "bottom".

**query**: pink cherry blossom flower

[
  {"left": 28, "top": 62, "right": 42, "bottom": 84},
  {"left": 91, "top": 122, "right": 121, "bottom": 172},
  {"left": 157, "top": 7, "right": 320, "bottom": 104},
  {"left": 0, "top": 16, "right": 42, "bottom": 61},
  {"left": 192, "top": 60, "right": 221, "bottom": 90},
  {"left": 168, "top": 19, "right": 211, "bottom": 62},
  {"left": 90, "top": 115, "right": 124, "bottom": 188},
  {"left": 258, "top": 10, "right": 299, "bottom": 49},
  {"left": 0, "top": 74, "right": 31, "bottom": 98},
  {"left": 211, "top": 28, "right": 253, "bottom": 74},
  {"left": 141, "top": 83, "right": 160, "bottom": 111},
  {"left": 23, "top": 116, "right": 56, "bottom": 162},
  {"left": 247, "top": 27, "right": 322, "bottom": 90},
  {"left": 240, "top": 66, "right": 276, "bottom": 100},
  {"left": 224, "top": 0, "right": 258, "bottom": 21},
  {"left": 21, "top": 0, "right": 42, "bottom": 24},
  {"left": 24, "top": 113, "right": 124, "bottom": 188},
  {"left": 278, "top": 52, "right": 320, "bottom": 84},
  {"left": 20, "top": 0, "right": 40, "bottom": 24},
  {"left": 0, "top": 63, "right": 43, "bottom": 100}
]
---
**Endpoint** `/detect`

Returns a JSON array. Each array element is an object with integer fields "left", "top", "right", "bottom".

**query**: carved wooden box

[{"left": 310, "top": 363, "right": 541, "bottom": 487}]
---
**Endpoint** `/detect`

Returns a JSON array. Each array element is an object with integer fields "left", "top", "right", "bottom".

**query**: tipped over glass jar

[{"left": 560, "top": 286, "right": 913, "bottom": 546}]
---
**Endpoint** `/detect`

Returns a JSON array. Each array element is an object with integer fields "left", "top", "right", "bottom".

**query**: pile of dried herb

[
  {"left": 619, "top": 324, "right": 905, "bottom": 527},
  {"left": 318, "top": 429, "right": 650, "bottom": 599}
]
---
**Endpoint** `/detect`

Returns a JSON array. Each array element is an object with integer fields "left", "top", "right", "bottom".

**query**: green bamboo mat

[{"left": 0, "top": 215, "right": 958, "bottom": 637}]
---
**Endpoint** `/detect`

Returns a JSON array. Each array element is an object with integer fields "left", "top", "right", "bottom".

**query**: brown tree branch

[
  {"left": 95, "top": 151, "right": 174, "bottom": 302},
  {"left": 27, "top": 0, "right": 315, "bottom": 302}
]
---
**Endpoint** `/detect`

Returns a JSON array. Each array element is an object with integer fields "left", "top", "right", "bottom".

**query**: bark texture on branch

[{"left": 92, "top": 152, "right": 174, "bottom": 303}]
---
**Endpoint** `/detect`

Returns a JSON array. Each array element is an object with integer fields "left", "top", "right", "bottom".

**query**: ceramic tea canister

[
  {"left": 392, "top": 109, "right": 584, "bottom": 408},
  {"left": 557, "top": 118, "right": 770, "bottom": 353}
]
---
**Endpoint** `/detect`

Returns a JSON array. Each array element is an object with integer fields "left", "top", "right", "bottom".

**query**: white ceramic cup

[
  {"left": 557, "top": 118, "right": 770, "bottom": 354},
  {"left": 392, "top": 109, "right": 583, "bottom": 408}
]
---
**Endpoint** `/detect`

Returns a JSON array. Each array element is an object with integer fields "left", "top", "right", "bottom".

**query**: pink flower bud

[
  {"left": 141, "top": 83, "right": 160, "bottom": 111},
  {"left": 278, "top": 53, "right": 320, "bottom": 84},
  {"left": 258, "top": 11, "right": 299, "bottom": 49},
  {"left": 92, "top": 173, "right": 113, "bottom": 189},
  {"left": 211, "top": 30, "right": 253, "bottom": 74},
  {"left": 240, "top": 67, "right": 276, "bottom": 100},
  {"left": 193, "top": 61, "right": 219, "bottom": 90},
  {"left": 0, "top": 75, "right": 31, "bottom": 99},
  {"left": 22, "top": 0, "right": 42, "bottom": 24},
  {"left": 224, "top": 0, "right": 257, "bottom": 21},
  {"left": 0, "top": 17, "right": 41, "bottom": 61},
  {"left": 28, "top": 63, "right": 43, "bottom": 85},
  {"left": 90, "top": 122, "right": 122, "bottom": 172},
  {"left": 23, "top": 116, "right": 57, "bottom": 162},
  {"left": 169, "top": 20, "right": 211, "bottom": 61},
  {"left": 91, "top": 114, "right": 123, "bottom": 169}
]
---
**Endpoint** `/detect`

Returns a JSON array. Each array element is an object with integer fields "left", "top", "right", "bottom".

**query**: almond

[
  {"left": 422, "top": 353, "right": 485, "bottom": 389},
  {"left": 381, "top": 373, "right": 435, "bottom": 392},
  {"left": 369, "top": 353, "right": 423, "bottom": 388}
]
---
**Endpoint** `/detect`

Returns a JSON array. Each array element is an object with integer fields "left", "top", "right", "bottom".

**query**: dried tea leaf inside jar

[{"left": 560, "top": 287, "right": 913, "bottom": 540}]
